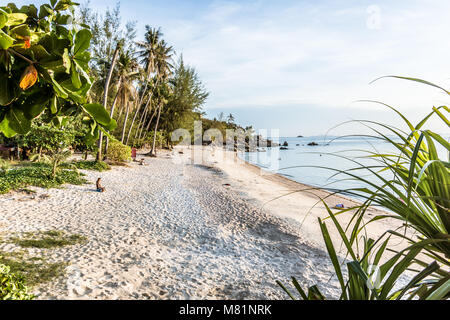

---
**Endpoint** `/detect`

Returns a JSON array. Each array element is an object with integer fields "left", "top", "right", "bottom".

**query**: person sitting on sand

[{"left": 96, "top": 178, "right": 106, "bottom": 193}]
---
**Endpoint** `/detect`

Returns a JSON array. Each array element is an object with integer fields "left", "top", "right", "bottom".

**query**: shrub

[
  {"left": 106, "top": 140, "right": 131, "bottom": 162},
  {"left": 0, "top": 165, "right": 87, "bottom": 194},
  {"left": 0, "top": 264, "right": 34, "bottom": 300},
  {"left": 0, "top": 160, "right": 10, "bottom": 175},
  {"left": 19, "top": 124, "right": 76, "bottom": 156}
]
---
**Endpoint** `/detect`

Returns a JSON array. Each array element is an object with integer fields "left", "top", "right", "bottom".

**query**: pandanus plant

[{"left": 278, "top": 77, "right": 449, "bottom": 300}]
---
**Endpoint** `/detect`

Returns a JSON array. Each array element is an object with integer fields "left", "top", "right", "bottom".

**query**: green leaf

[
  {"left": 5, "top": 108, "right": 31, "bottom": 135},
  {"left": 27, "top": 104, "right": 47, "bottom": 120},
  {"left": 0, "top": 8, "right": 8, "bottom": 28},
  {"left": 73, "top": 59, "right": 91, "bottom": 85},
  {"left": 0, "top": 73, "right": 19, "bottom": 105},
  {"left": 276, "top": 281, "right": 296, "bottom": 300},
  {"left": 10, "top": 25, "right": 31, "bottom": 38},
  {"left": 54, "top": 0, "right": 78, "bottom": 11},
  {"left": 0, "top": 29, "right": 15, "bottom": 50},
  {"left": 0, "top": 114, "right": 17, "bottom": 137},
  {"left": 51, "top": 95, "right": 58, "bottom": 114},
  {"left": 73, "top": 29, "right": 91, "bottom": 56},
  {"left": 55, "top": 14, "right": 72, "bottom": 25},
  {"left": 426, "top": 278, "right": 450, "bottom": 300},
  {"left": 38, "top": 4, "right": 53, "bottom": 19},
  {"left": 31, "top": 45, "right": 51, "bottom": 60},
  {"left": 318, "top": 218, "right": 348, "bottom": 298},
  {"left": 70, "top": 64, "right": 81, "bottom": 89},
  {"left": 104, "top": 118, "right": 117, "bottom": 131},
  {"left": 5, "top": 13, "right": 27, "bottom": 26},
  {"left": 83, "top": 103, "right": 112, "bottom": 126}
]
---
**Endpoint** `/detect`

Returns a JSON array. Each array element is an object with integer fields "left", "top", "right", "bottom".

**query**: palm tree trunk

[
  {"left": 133, "top": 96, "right": 151, "bottom": 141},
  {"left": 135, "top": 107, "right": 148, "bottom": 139},
  {"left": 105, "top": 76, "right": 123, "bottom": 156},
  {"left": 125, "top": 102, "right": 142, "bottom": 146},
  {"left": 137, "top": 103, "right": 151, "bottom": 140},
  {"left": 121, "top": 102, "right": 130, "bottom": 144},
  {"left": 96, "top": 44, "right": 120, "bottom": 161},
  {"left": 143, "top": 107, "right": 158, "bottom": 140},
  {"left": 150, "top": 102, "right": 163, "bottom": 157}
]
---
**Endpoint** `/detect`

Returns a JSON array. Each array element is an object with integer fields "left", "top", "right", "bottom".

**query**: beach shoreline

[{"left": 0, "top": 146, "right": 410, "bottom": 300}]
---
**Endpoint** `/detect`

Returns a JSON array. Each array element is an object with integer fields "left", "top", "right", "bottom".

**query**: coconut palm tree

[
  {"left": 124, "top": 27, "right": 164, "bottom": 146},
  {"left": 148, "top": 40, "right": 174, "bottom": 156},
  {"left": 105, "top": 49, "right": 139, "bottom": 153}
]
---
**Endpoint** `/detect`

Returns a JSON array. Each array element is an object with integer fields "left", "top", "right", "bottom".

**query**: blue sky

[{"left": 13, "top": 0, "right": 450, "bottom": 136}]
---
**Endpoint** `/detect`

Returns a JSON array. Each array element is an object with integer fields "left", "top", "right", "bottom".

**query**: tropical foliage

[
  {"left": 0, "top": 1, "right": 116, "bottom": 139},
  {"left": 106, "top": 139, "right": 130, "bottom": 162},
  {"left": 0, "top": 264, "right": 34, "bottom": 300},
  {"left": 0, "top": 162, "right": 86, "bottom": 194},
  {"left": 278, "top": 77, "right": 450, "bottom": 300}
]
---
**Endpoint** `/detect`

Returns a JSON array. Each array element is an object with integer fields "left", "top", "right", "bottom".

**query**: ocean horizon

[{"left": 240, "top": 135, "right": 449, "bottom": 196}]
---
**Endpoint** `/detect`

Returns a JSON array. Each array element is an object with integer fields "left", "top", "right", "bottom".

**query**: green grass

[
  {"left": 61, "top": 160, "right": 111, "bottom": 172},
  {"left": 0, "top": 230, "right": 88, "bottom": 287},
  {"left": 0, "top": 164, "right": 87, "bottom": 194},
  {"left": 0, "top": 251, "right": 67, "bottom": 287},
  {"left": 11, "top": 231, "right": 88, "bottom": 249}
]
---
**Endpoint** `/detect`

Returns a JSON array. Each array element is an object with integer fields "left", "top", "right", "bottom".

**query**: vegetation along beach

[{"left": 0, "top": 0, "right": 448, "bottom": 303}]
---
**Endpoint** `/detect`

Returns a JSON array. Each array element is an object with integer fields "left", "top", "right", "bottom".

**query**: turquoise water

[{"left": 239, "top": 135, "right": 449, "bottom": 197}]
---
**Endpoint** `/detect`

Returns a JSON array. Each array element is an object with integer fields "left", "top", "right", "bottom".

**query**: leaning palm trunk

[
  {"left": 128, "top": 94, "right": 152, "bottom": 145},
  {"left": 135, "top": 97, "right": 152, "bottom": 140},
  {"left": 105, "top": 76, "right": 123, "bottom": 156},
  {"left": 121, "top": 102, "right": 130, "bottom": 144},
  {"left": 143, "top": 107, "right": 159, "bottom": 140},
  {"left": 125, "top": 99, "right": 146, "bottom": 146},
  {"left": 137, "top": 105, "right": 152, "bottom": 141},
  {"left": 135, "top": 107, "right": 149, "bottom": 140},
  {"left": 149, "top": 102, "right": 163, "bottom": 157},
  {"left": 96, "top": 44, "right": 120, "bottom": 161}
]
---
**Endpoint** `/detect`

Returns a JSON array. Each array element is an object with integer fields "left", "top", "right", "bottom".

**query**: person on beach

[{"left": 96, "top": 178, "right": 106, "bottom": 193}]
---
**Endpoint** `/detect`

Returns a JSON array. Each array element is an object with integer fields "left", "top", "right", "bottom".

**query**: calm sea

[{"left": 239, "top": 135, "right": 449, "bottom": 196}]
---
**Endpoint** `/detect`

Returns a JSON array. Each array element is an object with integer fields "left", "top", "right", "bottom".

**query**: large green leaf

[
  {"left": 24, "top": 103, "right": 47, "bottom": 120},
  {"left": 70, "top": 65, "right": 81, "bottom": 89},
  {"left": 10, "top": 24, "right": 31, "bottom": 38},
  {"left": 0, "top": 29, "right": 15, "bottom": 49},
  {"left": 104, "top": 118, "right": 117, "bottom": 131},
  {"left": 73, "top": 29, "right": 91, "bottom": 56},
  {"left": 0, "top": 114, "right": 17, "bottom": 138},
  {"left": 38, "top": 4, "right": 53, "bottom": 19},
  {"left": 1, "top": 108, "right": 31, "bottom": 136},
  {"left": 30, "top": 45, "right": 51, "bottom": 60},
  {"left": 83, "top": 103, "right": 112, "bottom": 126},
  {"left": 0, "top": 73, "right": 19, "bottom": 105},
  {"left": 5, "top": 13, "right": 27, "bottom": 26},
  {"left": 0, "top": 8, "right": 8, "bottom": 28}
]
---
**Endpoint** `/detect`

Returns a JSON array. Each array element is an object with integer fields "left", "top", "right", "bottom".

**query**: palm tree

[
  {"left": 124, "top": 27, "right": 163, "bottom": 146},
  {"left": 96, "top": 43, "right": 120, "bottom": 161},
  {"left": 148, "top": 40, "right": 174, "bottom": 156},
  {"left": 105, "top": 49, "right": 139, "bottom": 153}
]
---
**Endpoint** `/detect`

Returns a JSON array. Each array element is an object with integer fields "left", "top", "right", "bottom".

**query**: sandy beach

[{"left": 0, "top": 146, "right": 412, "bottom": 300}]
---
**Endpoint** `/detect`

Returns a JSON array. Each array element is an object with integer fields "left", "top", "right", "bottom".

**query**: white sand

[{"left": 0, "top": 146, "right": 413, "bottom": 300}]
